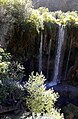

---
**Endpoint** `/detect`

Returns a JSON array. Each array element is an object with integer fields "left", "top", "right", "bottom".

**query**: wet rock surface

[{"left": 47, "top": 83, "right": 78, "bottom": 109}]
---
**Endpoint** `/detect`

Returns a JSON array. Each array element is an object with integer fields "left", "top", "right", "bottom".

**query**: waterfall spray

[
  {"left": 47, "top": 25, "right": 65, "bottom": 87},
  {"left": 52, "top": 25, "right": 65, "bottom": 84},
  {"left": 39, "top": 31, "right": 43, "bottom": 73}
]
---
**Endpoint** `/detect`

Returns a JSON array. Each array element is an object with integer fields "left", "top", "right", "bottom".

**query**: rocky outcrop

[
  {"left": 33, "top": 0, "right": 78, "bottom": 11},
  {"left": 63, "top": 103, "right": 78, "bottom": 119}
]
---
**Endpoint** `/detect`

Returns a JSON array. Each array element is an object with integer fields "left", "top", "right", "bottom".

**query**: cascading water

[
  {"left": 39, "top": 31, "right": 43, "bottom": 73},
  {"left": 47, "top": 38, "right": 52, "bottom": 79},
  {"left": 47, "top": 25, "right": 65, "bottom": 87}
]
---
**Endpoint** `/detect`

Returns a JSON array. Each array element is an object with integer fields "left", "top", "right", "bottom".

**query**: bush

[
  {"left": 0, "top": 47, "right": 24, "bottom": 81},
  {"left": 24, "top": 72, "right": 64, "bottom": 119},
  {"left": 0, "top": 48, "right": 11, "bottom": 80},
  {"left": 0, "top": 47, "right": 24, "bottom": 102}
]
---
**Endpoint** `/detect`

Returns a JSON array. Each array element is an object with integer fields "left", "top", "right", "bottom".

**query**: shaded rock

[{"left": 63, "top": 103, "right": 78, "bottom": 119}]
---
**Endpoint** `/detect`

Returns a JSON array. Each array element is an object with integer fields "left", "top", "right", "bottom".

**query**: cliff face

[{"left": 33, "top": 0, "right": 78, "bottom": 11}]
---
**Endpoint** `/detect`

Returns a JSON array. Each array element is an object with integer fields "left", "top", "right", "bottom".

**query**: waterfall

[
  {"left": 52, "top": 25, "right": 65, "bottom": 84},
  {"left": 47, "top": 38, "right": 52, "bottom": 79},
  {"left": 39, "top": 31, "right": 43, "bottom": 73},
  {"left": 47, "top": 25, "right": 65, "bottom": 87}
]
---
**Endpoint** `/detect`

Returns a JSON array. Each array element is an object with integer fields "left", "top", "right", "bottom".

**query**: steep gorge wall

[{"left": 33, "top": 0, "right": 78, "bottom": 11}]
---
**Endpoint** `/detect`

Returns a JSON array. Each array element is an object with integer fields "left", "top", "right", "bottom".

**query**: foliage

[
  {"left": 23, "top": 8, "right": 78, "bottom": 34},
  {"left": 0, "top": 1, "right": 78, "bottom": 34},
  {"left": 0, "top": 0, "right": 33, "bottom": 25},
  {"left": 25, "top": 111, "right": 64, "bottom": 119},
  {"left": 0, "top": 0, "right": 33, "bottom": 59},
  {"left": 55, "top": 11, "right": 78, "bottom": 26},
  {"left": 25, "top": 9, "right": 44, "bottom": 33},
  {"left": 24, "top": 7, "right": 57, "bottom": 33},
  {"left": 0, "top": 47, "right": 24, "bottom": 81},
  {"left": 0, "top": 2, "right": 78, "bottom": 60},
  {"left": 0, "top": 48, "right": 11, "bottom": 78},
  {"left": 0, "top": 47, "right": 24, "bottom": 101},
  {"left": 24, "top": 72, "right": 64, "bottom": 119}
]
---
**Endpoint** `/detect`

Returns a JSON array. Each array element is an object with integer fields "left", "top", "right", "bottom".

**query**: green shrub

[
  {"left": 0, "top": 47, "right": 24, "bottom": 81},
  {"left": 25, "top": 112, "right": 64, "bottom": 119},
  {"left": 24, "top": 72, "right": 64, "bottom": 119},
  {"left": 0, "top": 48, "right": 11, "bottom": 79},
  {"left": 0, "top": 47, "right": 24, "bottom": 101}
]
